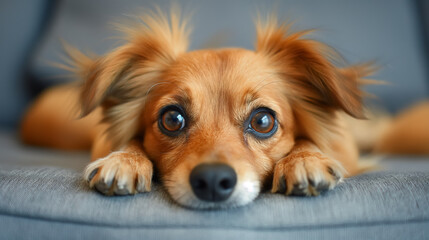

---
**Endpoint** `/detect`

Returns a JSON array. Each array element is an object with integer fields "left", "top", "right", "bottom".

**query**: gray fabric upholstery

[
  {"left": 0, "top": 0, "right": 48, "bottom": 126},
  {"left": 0, "top": 131, "right": 87, "bottom": 171},
  {"left": 1, "top": 214, "right": 428, "bottom": 240},
  {"left": 1, "top": 132, "right": 429, "bottom": 239}
]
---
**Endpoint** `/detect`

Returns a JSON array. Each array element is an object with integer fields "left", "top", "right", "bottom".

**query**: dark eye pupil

[
  {"left": 162, "top": 110, "right": 184, "bottom": 132},
  {"left": 251, "top": 112, "right": 274, "bottom": 133}
]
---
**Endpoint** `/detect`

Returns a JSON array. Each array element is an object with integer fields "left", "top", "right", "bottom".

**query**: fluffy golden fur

[{"left": 21, "top": 9, "right": 426, "bottom": 209}]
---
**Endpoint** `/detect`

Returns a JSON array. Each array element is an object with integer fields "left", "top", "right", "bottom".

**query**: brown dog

[{"left": 21, "top": 10, "right": 379, "bottom": 209}]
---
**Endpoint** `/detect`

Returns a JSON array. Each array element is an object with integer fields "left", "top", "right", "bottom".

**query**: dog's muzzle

[{"left": 189, "top": 163, "right": 237, "bottom": 202}]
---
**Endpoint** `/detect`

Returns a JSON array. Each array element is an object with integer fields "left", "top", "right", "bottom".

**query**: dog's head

[{"left": 73, "top": 10, "right": 372, "bottom": 208}]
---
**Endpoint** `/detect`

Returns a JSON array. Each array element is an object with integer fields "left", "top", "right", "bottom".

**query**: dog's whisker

[
  {"left": 145, "top": 82, "right": 172, "bottom": 97},
  {"left": 252, "top": 79, "right": 284, "bottom": 93}
]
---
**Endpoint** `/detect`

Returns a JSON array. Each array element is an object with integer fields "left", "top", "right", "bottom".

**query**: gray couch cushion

[
  {"left": 1, "top": 130, "right": 429, "bottom": 239},
  {"left": 0, "top": 131, "right": 87, "bottom": 171}
]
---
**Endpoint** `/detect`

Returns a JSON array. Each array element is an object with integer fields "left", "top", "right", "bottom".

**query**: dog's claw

[
  {"left": 95, "top": 181, "right": 112, "bottom": 194},
  {"left": 291, "top": 183, "right": 307, "bottom": 196},
  {"left": 316, "top": 181, "right": 330, "bottom": 192},
  {"left": 327, "top": 167, "right": 341, "bottom": 181},
  {"left": 308, "top": 178, "right": 316, "bottom": 187},
  {"left": 309, "top": 178, "right": 329, "bottom": 192},
  {"left": 88, "top": 168, "right": 99, "bottom": 182},
  {"left": 114, "top": 183, "right": 130, "bottom": 195},
  {"left": 277, "top": 175, "right": 287, "bottom": 193}
]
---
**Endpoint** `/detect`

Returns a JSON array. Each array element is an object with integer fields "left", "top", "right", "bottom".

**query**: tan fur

[
  {"left": 21, "top": 9, "right": 389, "bottom": 208},
  {"left": 21, "top": 84, "right": 100, "bottom": 150},
  {"left": 374, "top": 101, "right": 429, "bottom": 155},
  {"left": 344, "top": 109, "right": 393, "bottom": 153}
]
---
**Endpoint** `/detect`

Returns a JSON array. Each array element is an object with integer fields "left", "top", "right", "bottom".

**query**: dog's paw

[
  {"left": 271, "top": 152, "right": 345, "bottom": 196},
  {"left": 83, "top": 151, "right": 153, "bottom": 196}
]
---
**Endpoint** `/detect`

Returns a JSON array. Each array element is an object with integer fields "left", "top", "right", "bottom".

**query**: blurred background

[{"left": 0, "top": 0, "right": 428, "bottom": 130}]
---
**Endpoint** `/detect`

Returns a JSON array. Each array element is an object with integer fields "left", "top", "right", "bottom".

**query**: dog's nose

[{"left": 190, "top": 163, "right": 237, "bottom": 202}]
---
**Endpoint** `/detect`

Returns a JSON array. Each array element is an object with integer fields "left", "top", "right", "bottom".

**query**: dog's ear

[
  {"left": 75, "top": 10, "right": 190, "bottom": 116},
  {"left": 255, "top": 19, "right": 373, "bottom": 119},
  {"left": 65, "top": 9, "right": 190, "bottom": 148}
]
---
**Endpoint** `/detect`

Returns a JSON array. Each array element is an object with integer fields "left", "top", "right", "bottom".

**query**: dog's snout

[{"left": 190, "top": 163, "right": 237, "bottom": 202}]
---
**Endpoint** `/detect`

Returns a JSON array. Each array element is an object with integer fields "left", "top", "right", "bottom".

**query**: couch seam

[{"left": 0, "top": 211, "right": 428, "bottom": 231}]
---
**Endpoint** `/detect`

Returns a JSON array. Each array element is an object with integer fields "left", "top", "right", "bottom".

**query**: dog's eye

[
  {"left": 247, "top": 108, "right": 278, "bottom": 139},
  {"left": 162, "top": 110, "right": 184, "bottom": 131},
  {"left": 159, "top": 106, "right": 186, "bottom": 136},
  {"left": 251, "top": 112, "right": 275, "bottom": 133}
]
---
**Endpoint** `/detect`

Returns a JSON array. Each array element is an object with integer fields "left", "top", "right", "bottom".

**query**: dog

[{"left": 21, "top": 9, "right": 384, "bottom": 209}]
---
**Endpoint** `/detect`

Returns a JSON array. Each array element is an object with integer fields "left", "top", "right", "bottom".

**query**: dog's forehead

[{"left": 164, "top": 48, "right": 280, "bottom": 106}]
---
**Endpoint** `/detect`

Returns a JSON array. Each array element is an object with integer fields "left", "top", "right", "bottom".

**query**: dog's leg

[
  {"left": 271, "top": 140, "right": 345, "bottom": 196},
  {"left": 83, "top": 140, "right": 153, "bottom": 195}
]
